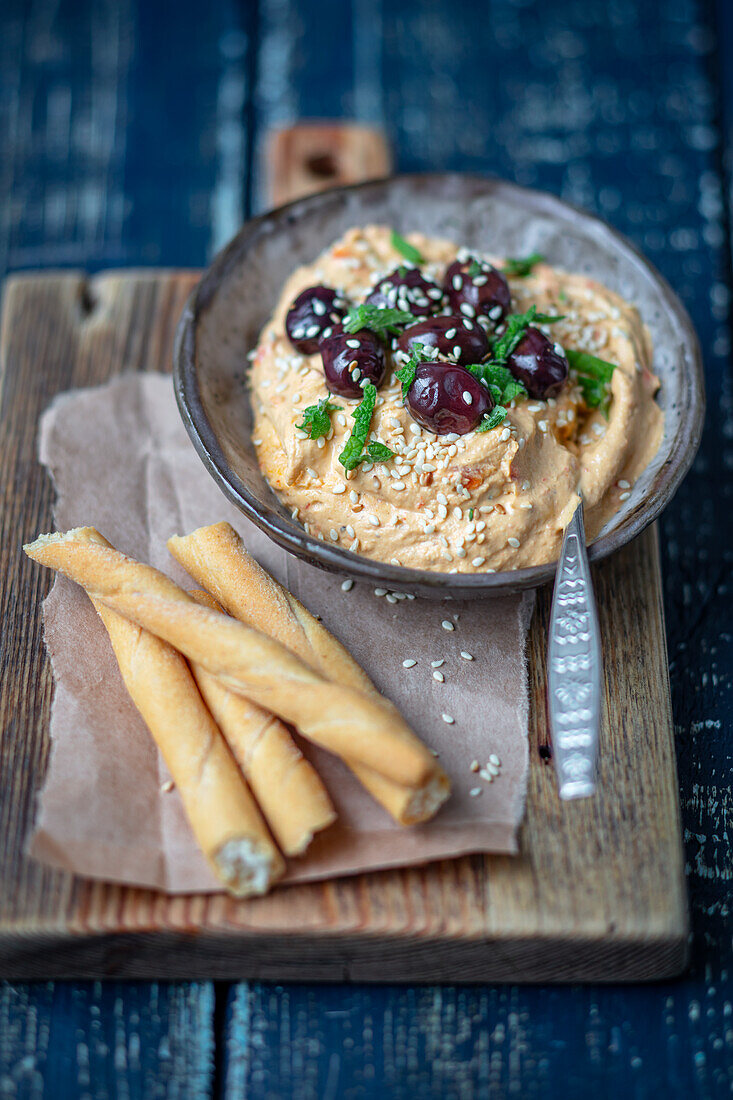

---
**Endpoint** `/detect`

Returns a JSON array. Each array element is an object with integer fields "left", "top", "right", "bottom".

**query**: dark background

[{"left": 1, "top": 0, "right": 732, "bottom": 1095}]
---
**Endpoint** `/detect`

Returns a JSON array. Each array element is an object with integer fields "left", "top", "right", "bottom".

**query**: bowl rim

[{"left": 174, "top": 171, "right": 705, "bottom": 597}]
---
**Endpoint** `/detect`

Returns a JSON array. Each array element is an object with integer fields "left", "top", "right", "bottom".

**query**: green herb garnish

[
  {"left": 466, "top": 362, "right": 528, "bottom": 407},
  {"left": 466, "top": 259, "right": 483, "bottom": 278},
  {"left": 558, "top": 288, "right": 568, "bottom": 303},
  {"left": 364, "top": 441, "right": 396, "bottom": 462},
  {"left": 491, "top": 305, "right": 565, "bottom": 365},
  {"left": 468, "top": 508, "right": 474, "bottom": 520},
  {"left": 566, "top": 349, "right": 617, "bottom": 416},
  {"left": 343, "top": 303, "right": 416, "bottom": 339},
  {"left": 296, "top": 397, "right": 340, "bottom": 440},
  {"left": 338, "top": 384, "right": 395, "bottom": 470},
  {"left": 503, "top": 252, "right": 545, "bottom": 277},
  {"left": 395, "top": 342, "right": 431, "bottom": 399},
  {"left": 390, "top": 230, "right": 424, "bottom": 264},
  {"left": 476, "top": 406, "right": 508, "bottom": 432}
]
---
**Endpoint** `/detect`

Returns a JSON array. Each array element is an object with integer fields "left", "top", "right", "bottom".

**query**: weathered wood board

[{"left": 0, "top": 269, "right": 688, "bottom": 981}]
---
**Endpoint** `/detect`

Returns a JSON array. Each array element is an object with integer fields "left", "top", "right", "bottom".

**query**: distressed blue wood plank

[{"left": 0, "top": 981, "right": 216, "bottom": 1099}]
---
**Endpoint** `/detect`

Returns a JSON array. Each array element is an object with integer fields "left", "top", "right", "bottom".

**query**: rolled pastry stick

[
  {"left": 24, "top": 528, "right": 434, "bottom": 787},
  {"left": 91, "top": 600, "right": 284, "bottom": 897},
  {"left": 167, "top": 523, "right": 451, "bottom": 825},
  {"left": 188, "top": 588, "right": 336, "bottom": 855}
]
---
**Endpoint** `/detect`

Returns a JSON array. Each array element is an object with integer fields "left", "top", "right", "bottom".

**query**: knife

[{"left": 547, "top": 500, "right": 602, "bottom": 799}]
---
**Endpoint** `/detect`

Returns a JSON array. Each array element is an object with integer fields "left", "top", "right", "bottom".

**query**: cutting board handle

[{"left": 266, "top": 122, "right": 392, "bottom": 207}]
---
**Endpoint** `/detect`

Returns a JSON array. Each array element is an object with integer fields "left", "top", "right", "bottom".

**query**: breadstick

[
  {"left": 188, "top": 589, "right": 336, "bottom": 855},
  {"left": 168, "top": 523, "right": 450, "bottom": 824},
  {"left": 24, "top": 529, "right": 434, "bottom": 787},
  {"left": 91, "top": 600, "right": 284, "bottom": 897}
]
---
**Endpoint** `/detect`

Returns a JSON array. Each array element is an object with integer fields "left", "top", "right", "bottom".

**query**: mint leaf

[
  {"left": 296, "top": 397, "right": 340, "bottom": 440},
  {"left": 466, "top": 361, "right": 527, "bottom": 407},
  {"left": 366, "top": 441, "right": 395, "bottom": 462},
  {"left": 395, "top": 341, "right": 431, "bottom": 399},
  {"left": 503, "top": 252, "right": 545, "bottom": 277},
  {"left": 566, "top": 349, "right": 616, "bottom": 416},
  {"left": 338, "top": 385, "right": 394, "bottom": 470},
  {"left": 390, "top": 230, "right": 423, "bottom": 264},
  {"left": 491, "top": 305, "right": 565, "bottom": 365},
  {"left": 476, "top": 406, "right": 508, "bottom": 432},
  {"left": 343, "top": 303, "right": 415, "bottom": 339}
]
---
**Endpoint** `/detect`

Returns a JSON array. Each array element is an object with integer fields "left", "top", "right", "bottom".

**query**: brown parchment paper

[{"left": 29, "top": 373, "right": 534, "bottom": 893}]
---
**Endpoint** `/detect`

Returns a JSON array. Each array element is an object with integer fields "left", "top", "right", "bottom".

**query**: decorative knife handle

[{"left": 547, "top": 502, "right": 602, "bottom": 800}]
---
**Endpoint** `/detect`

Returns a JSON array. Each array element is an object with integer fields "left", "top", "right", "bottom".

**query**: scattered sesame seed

[
  {"left": 441, "top": 620, "right": 455, "bottom": 631},
  {"left": 341, "top": 579, "right": 354, "bottom": 592},
  {"left": 469, "top": 787, "right": 482, "bottom": 797},
  {"left": 479, "top": 769, "right": 494, "bottom": 783},
  {"left": 332, "top": 483, "right": 346, "bottom": 494},
  {"left": 470, "top": 760, "right": 479, "bottom": 771},
  {"left": 471, "top": 556, "right": 485, "bottom": 567},
  {"left": 329, "top": 528, "right": 339, "bottom": 541},
  {"left": 386, "top": 594, "right": 398, "bottom": 604},
  {"left": 431, "top": 659, "right": 445, "bottom": 668},
  {"left": 461, "top": 651, "right": 474, "bottom": 660},
  {"left": 620, "top": 490, "right": 631, "bottom": 501},
  {"left": 442, "top": 713, "right": 455, "bottom": 724},
  {"left": 367, "top": 514, "right": 380, "bottom": 527},
  {"left": 403, "top": 658, "right": 417, "bottom": 668},
  {"left": 375, "top": 587, "right": 387, "bottom": 596},
  {"left": 486, "top": 762, "right": 500, "bottom": 776},
  {"left": 161, "top": 779, "right": 175, "bottom": 792},
  {"left": 488, "top": 753, "right": 500, "bottom": 766},
  {"left": 507, "top": 537, "right": 521, "bottom": 548},
  {"left": 433, "top": 670, "right": 445, "bottom": 682},
  {"left": 500, "top": 427, "right": 511, "bottom": 442}
]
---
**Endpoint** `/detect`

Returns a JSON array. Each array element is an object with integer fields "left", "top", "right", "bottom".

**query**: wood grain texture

[
  {"left": 0, "top": 270, "right": 687, "bottom": 982},
  {"left": 267, "top": 123, "right": 392, "bottom": 206}
]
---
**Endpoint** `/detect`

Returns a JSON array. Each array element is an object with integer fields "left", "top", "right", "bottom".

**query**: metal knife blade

[{"left": 547, "top": 500, "right": 602, "bottom": 800}]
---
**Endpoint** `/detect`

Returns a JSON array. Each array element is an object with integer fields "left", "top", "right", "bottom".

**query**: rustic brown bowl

[{"left": 173, "top": 174, "right": 704, "bottom": 599}]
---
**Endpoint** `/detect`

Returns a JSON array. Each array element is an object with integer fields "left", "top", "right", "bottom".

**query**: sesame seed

[
  {"left": 620, "top": 490, "right": 631, "bottom": 501},
  {"left": 460, "top": 651, "right": 474, "bottom": 660},
  {"left": 375, "top": 588, "right": 387, "bottom": 596},
  {"left": 368, "top": 514, "right": 380, "bottom": 527},
  {"left": 386, "top": 594, "right": 398, "bottom": 604},
  {"left": 329, "top": 529, "right": 339, "bottom": 541},
  {"left": 316, "top": 437, "right": 326, "bottom": 449},
  {"left": 393, "top": 481, "right": 406, "bottom": 491},
  {"left": 470, "top": 760, "right": 479, "bottom": 771},
  {"left": 471, "top": 556, "right": 485, "bottom": 567},
  {"left": 349, "top": 490, "right": 359, "bottom": 504},
  {"left": 341, "top": 579, "right": 354, "bottom": 592},
  {"left": 462, "top": 390, "right": 473, "bottom": 404},
  {"left": 409, "top": 424, "right": 421, "bottom": 436},
  {"left": 469, "top": 787, "right": 482, "bottom": 797},
  {"left": 486, "top": 762, "right": 500, "bottom": 776},
  {"left": 161, "top": 779, "right": 175, "bottom": 793},
  {"left": 433, "top": 670, "right": 444, "bottom": 682},
  {"left": 507, "top": 537, "right": 520, "bottom": 548},
  {"left": 346, "top": 338, "right": 360, "bottom": 348},
  {"left": 488, "top": 753, "right": 501, "bottom": 767},
  {"left": 618, "top": 479, "right": 630, "bottom": 489},
  {"left": 479, "top": 769, "right": 494, "bottom": 784},
  {"left": 442, "top": 713, "right": 455, "bottom": 724},
  {"left": 459, "top": 302, "right": 475, "bottom": 318},
  {"left": 441, "top": 620, "right": 455, "bottom": 631},
  {"left": 403, "top": 658, "right": 417, "bottom": 668},
  {"left": 445, "top": 327, "right": 457, "bottom": 339},
  {"left": 333, "top": 483, "right": 346, "bottom": 494},
  {"left": 431, "top": 659, "right": 445, "bottom": 668},
  {"left": 452, "top": 274, "right": 463, "bottom": 290},
  {"left": 306, "top": 466, "right": 318, "bottom": 479}
]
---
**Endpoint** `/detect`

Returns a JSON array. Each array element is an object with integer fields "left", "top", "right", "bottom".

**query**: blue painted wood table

[{"left": 1, "top": 0, "right": 731, "bottom": 1094}]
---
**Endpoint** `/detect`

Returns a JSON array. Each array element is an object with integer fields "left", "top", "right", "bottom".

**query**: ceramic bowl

[{"left": 174, "top": 174, "right": 704, "bottom": 599}]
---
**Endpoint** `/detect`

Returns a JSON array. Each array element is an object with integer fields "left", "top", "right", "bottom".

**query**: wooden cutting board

[{"left": 0, "top": 129, "right": 688, "bottom": 981}]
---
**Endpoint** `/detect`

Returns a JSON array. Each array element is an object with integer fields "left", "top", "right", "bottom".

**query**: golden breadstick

[
  {"left": 24, "top": 528, "right": 434, "bottom": 787},
  {"left": 168, "top": 523, "right": 451, "bottom": 824},
  {"left": 188, "top": 589, "right": 336, "bottom": 855},
  {"left": 92, "top": 600, "right": 284, "bottom": 897}
]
